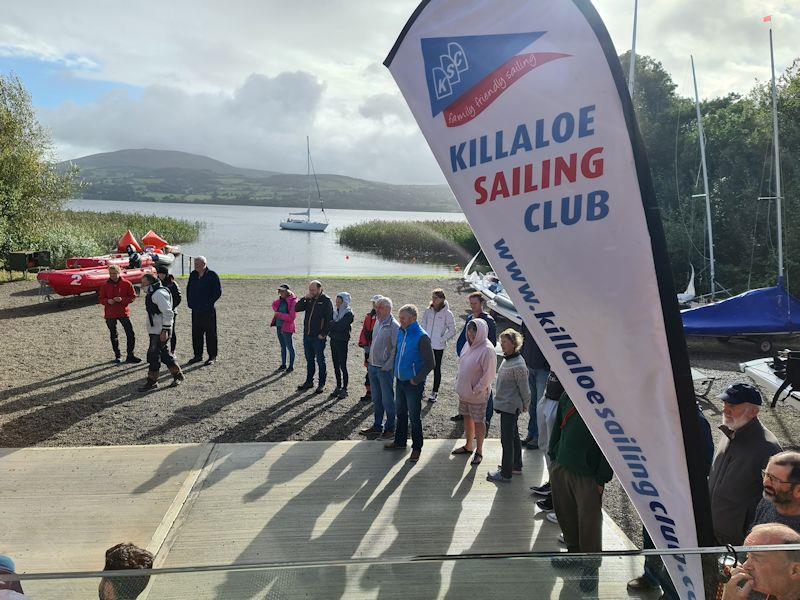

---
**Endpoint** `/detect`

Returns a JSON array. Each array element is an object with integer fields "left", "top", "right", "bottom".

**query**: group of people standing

[
  {"left": 93, "top": 264, "right": 800, "bottom": 599},
  {"left": 98, "top": 256, "right": 222, "bottom": 391}
]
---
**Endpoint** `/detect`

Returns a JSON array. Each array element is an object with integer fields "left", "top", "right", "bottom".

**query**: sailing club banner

[{"left": 386, "top": 1, "right": 714, "bottom": 597}]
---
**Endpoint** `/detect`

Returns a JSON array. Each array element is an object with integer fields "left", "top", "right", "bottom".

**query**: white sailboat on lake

[{"left": 280, "top": 137, "right": 329, "bottom": 232}]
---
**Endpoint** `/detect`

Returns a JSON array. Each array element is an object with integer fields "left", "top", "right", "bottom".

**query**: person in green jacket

[{"left": 548, "top": 392, "right": 613, "bottom": 593}]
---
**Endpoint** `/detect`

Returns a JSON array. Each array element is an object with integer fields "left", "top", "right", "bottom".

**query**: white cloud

[{"left": 2, "top": 0, "right": 798, "bottom": 184}]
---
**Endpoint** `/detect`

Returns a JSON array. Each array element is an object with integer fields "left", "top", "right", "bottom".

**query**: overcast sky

[{"left": 0, "top": 0, "right": 797, "bottom": 184}]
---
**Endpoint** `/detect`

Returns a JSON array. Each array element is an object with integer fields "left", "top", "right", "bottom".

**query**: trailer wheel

[{"left": 759, "top": 339, "right": 773, "bottom": 354}]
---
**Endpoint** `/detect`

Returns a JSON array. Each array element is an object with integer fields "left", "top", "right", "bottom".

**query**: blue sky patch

[{"left": 0, "top": 55, "right": 142, "bottom": 109}]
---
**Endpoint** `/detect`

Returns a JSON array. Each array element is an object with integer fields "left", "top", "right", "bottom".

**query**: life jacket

[{"left": 145, "top": 281, "right": 163, "bottom": 327}]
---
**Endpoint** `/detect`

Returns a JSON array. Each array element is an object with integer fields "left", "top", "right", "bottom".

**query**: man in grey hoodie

[{"left": 359, "top": 297, "right": 400, "bottom": 440}]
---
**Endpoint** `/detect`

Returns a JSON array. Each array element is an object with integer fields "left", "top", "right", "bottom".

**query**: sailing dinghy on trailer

[{"left": 681, "top": 27, "right": 796, "bottom": 354}]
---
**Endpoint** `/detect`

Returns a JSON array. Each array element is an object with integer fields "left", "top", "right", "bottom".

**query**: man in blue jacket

[
  {"left": 384, "top": 304, "right": 435, "bottom": 463},
  {"left": 186, "top": 256, "right": 222, "bottom": 366}
]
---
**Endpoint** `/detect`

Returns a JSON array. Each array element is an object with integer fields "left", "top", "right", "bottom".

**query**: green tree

[{"left": 0, "top": 72, "right": 77, "bottom": 260}]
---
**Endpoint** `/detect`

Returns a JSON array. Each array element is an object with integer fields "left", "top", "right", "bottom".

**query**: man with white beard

[{"left": 708, "top": 383, "right": 781, "bottom": 545}]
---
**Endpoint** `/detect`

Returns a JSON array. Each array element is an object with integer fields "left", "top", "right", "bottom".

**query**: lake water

[{"left": 69, "top": 199, "right": 467, "bottom": 276}]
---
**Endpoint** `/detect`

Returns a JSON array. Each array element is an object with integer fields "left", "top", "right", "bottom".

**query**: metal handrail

[{"left": 5, "top": 544, "right": 800, "bottom": 582}]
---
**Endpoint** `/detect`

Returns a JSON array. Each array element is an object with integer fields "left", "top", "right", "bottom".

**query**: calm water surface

[{"left": 69, "top": 199, "right": 467, "bottom": 276}]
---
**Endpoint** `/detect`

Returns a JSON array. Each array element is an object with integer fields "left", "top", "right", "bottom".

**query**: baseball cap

[
  {"left": 371, "top": 294, "right": 383, "bottom": 302},
  {"left": 156, "top": 266, "right": 169, "bottom": 275},
  {"left": 277, "top": 284, "right": 291, "bottom": 291},
  {"left": 719, "top": 383, "right": 762, "bottom": 406},
  {"left": 0, "top": 557, "right": 15, "bottom": 574}
]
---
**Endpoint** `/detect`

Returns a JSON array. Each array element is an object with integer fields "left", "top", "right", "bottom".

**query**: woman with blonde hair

[
  {"left": 420, "top": 288, "right": 456, "bottom": 403},
  {"left": 487, "top": 329, "right": 531, "bottom": 482},
  {"left": 451, "top": 318, "right": 496, "bottom": 465}
]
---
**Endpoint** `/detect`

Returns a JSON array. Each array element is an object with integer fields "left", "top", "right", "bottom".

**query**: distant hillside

[
  {"left": 62, "top": 149, "right": 459, "bottom": 213},
  {"left": 66, "top": 148, "right": 277, "bottom": 178}
]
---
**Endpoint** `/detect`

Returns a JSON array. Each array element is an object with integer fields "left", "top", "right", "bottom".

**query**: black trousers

[
  {"left": 432, "top": 348, "right": 444, "bottom": 393},
  {"left": 499, "top": 410, "right": 522, "bottom": 477},
  {"left": 147, "top": 334, "right": 177, "bottom": 374},
  {"left": 330, "top": 338, "right": 349, "bottom": 389},
  {"left": 170, "top": 314, "right": 178, "bottom": 354},
  {"left": 106, "top": 317, "right": 135, "bottom": 357},
  {"left": 191, "top": 309, "right": 217, "bottom": 359}
]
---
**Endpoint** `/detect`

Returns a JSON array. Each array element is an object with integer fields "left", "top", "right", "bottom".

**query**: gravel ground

[{"left": 1, "top": 277, "right": 798, "bottom": 547}]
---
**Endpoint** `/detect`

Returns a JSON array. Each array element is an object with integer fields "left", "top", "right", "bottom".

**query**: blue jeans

[
  {"left": 526, "top": 368, "right": 549, "bottom": 439},
  {"left": 395, "top": 379, "right": 424, "bottom": 450},
  {"left": 277, "top": 329, "right": 295, "bottom": 368},
  {"left": 485, "top": 391, "right": 494, "bottom": 428},
  {"left": 302, "top": 335, "right": 327, "bottom": 385},
  {"left": 368, "top": 365, "right": 395, "bottom": 432}
]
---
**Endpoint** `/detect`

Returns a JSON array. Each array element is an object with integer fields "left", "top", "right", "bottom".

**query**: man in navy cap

[{"left": 708, "top": 382, "right": 781, "bottom": 545}]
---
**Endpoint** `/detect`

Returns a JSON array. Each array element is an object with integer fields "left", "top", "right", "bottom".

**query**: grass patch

[{"left": 337, "top": 220, "right": 478, "bottom": 263}]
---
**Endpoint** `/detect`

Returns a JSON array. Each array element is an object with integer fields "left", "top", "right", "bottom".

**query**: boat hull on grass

[
  {"left": 67, "top": 251, "right": 175, "bottom": 269},
  {"left": 740, "top": 356, "right": 800, "bottom": 411},
  {"left": 38, "top": 266, "right": 155, "bottom": 297},
  {"left": 279, "top": 220, "right": 328, "bottom": 232}
]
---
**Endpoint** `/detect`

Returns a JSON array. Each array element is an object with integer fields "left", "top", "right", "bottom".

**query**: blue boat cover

[{"left": 682, "top": 281, "right": 800, "bottom": 336}]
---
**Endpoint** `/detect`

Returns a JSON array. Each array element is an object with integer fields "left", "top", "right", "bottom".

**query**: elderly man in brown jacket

[{"left": 708, "top": 383, "right": 781, "bottom": 545}]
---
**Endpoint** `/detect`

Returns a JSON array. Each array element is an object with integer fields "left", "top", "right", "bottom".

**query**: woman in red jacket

[
  {"left": 98, "top": 265, "right": 141, "bottom": 364},
  {"left": 271, "top": 284, "right": 298, "bottom": 372}
]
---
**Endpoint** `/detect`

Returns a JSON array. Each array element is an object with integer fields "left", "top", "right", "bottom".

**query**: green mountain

[{"left": 63, "top": 149, "right": 459, "bottom": 213}]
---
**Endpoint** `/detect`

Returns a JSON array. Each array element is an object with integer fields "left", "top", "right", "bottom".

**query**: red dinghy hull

[
  {"left": 38, "top": 266, "right": 155, "bottom": 297},
  {"left": 67, "top": 254, "right": 155, "bottom": 269}
]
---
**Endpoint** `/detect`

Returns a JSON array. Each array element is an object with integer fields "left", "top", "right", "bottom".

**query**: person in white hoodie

[
  {"left": 420, "top": 288, "right": 456, "bottom": 403},
  {"left": 139, "top": 273, "right": 184, "bottom": 392}
]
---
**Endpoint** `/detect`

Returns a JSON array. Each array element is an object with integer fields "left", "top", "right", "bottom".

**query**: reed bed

[
  {"left": 337, "top": 220, "right": 477, "bottom": 263},
  {"left": 12, "top": 210, "right": 203, "bottom": 269}
]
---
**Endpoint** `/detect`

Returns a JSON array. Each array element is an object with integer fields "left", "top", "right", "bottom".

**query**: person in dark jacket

[
  {"left": 628, "top": 402, "right": 715, "bottom": 598},
  {"left": 520, "top": 322, "right": 549, "bottom": 449},
  {"left": 186, "top": 256, "right": 222, "bottom": 366},
  {"left": 357, "top": 295, "right": 381, "bottom": 403},
  {"left": 98, "top": 265, "right": 141, "bottom": 364},
  {"left": 329, "top": 292, "right": 354, "bottom": 399},
  {"left": 452, "top": 292, "right": 497, "bottom": 424},
  {"left": 548, "top": 392, "right": 613, "bottom": 593},
  {"left": 156, "top": 266, "right": 182, "bottom": 354},
  {"left": 383, "top": 304, "right": 435, "bottom": 463},
  {"left": 708, "top": 383, "right": 781, "bottom": 545},
  {"left": 126, "top": 244, "right": 142, "bottom": 269},
  {"left": 295, "top": 280, "right": 334, "bottom": 394}
]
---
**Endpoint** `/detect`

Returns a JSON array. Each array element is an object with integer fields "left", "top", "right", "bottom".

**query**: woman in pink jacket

[
  {"left": 271, "top": 283, "right": 297, "bottom": 372},
  {"left": 451, "top": 318, "right": 497, "bottom": 465}
]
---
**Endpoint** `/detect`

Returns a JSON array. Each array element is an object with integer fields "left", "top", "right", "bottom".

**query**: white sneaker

[
  {"left": 557, "top": 532, "right": 565, "bottom": 545},
  {"left": 546, "top": 512, "right": 559, "bottom": 525}
]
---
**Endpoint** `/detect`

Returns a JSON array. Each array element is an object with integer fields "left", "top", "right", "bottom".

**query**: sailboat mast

[
  {"left": 691, "top": 55, "right": 716, "bottom": 299},
  {"left": 306, "top": 136, "right": 312, "bottom": 221},
  {"left": 769, "top": 28, "right": 784, "bottom": 283},
  {"left": 628, "top": 0, "right": 638, "bottom": 97}
]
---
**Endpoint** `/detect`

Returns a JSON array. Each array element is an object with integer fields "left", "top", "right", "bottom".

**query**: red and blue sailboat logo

[{"left": 422, "top": 32, "right": 569, "bottom": 127}]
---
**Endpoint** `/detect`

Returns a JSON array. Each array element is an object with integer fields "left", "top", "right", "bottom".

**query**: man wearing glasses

[
  {"left": 750, "top": 451, "right": 800, "bottom": 535},
  {"left": 708, "top": 383, "right": 782, "bottom": 545}
]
